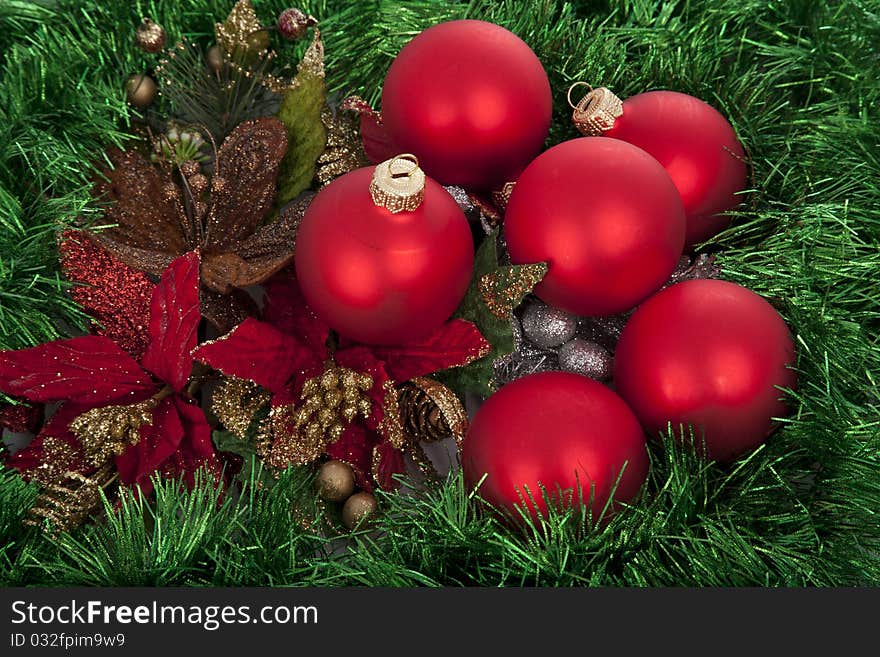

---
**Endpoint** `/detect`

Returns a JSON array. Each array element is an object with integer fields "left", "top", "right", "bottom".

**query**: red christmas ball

[
  {"left": 294, "top": 160, "right": 474, "bottom": 345},
  {"left": 603, "top": 90, "right": 748, "bottom": 247},
  {"left": 381, "top": 20, "right": 552, "bottom": 190},
  {"left": 462, "top": 372, "right": 649, "bottom": 520},
  {"left": 505, "top": 137, "right": 686, "bottom": 316},
  {"left": 613, "top": 279, "right": 797, "bottom": 462}
]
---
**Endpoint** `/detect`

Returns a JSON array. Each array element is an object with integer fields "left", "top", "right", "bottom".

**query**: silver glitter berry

[
  {"left": 444, "top": 185, "right": 474, "bottom": 214},
  {"left": 521, "top": 301, "right": 577, "bottom": 348},
  {"left": 558, "top": 338, "right": 613, "bottom": 381}
]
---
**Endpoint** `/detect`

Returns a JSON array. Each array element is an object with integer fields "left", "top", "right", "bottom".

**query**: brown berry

[
  {"left": 136, "top": 18, "right": 166, "bottom": 53},
  {"left": 342, "top": 491, "right": 378, "bottom": 529},
  {"left": 315, "top": 460, "right": 355, "bottom": 503},
  {"left": 126, "top": 74, "right": 157, "bottom": 108},
  {"left": 206, "top": 45, "right": 225, "bottom": 73}
]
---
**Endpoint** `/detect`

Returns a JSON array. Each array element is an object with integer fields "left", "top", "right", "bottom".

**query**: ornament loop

[
  {"left": 369, "top": 153, "right": 426, "bottom": 213},
  {"left": 567, "top": 82, "right": 623, "bottom": 136}
]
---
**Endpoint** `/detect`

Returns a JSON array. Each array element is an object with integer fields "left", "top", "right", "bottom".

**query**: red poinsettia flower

[
  {"left": 195, "top": 267, "right": 488, "bottom": 489},
  {"left": 1, "top": 252, "right": 216, "bottom": 494}
]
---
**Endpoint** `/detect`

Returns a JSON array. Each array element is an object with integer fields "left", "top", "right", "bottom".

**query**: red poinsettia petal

[
  {"left": 60, "top": 231, "right": 154, "bottom": 360},
  {"left": 368, "top": 319, "right": 491, "bottom": 383},
  {"left": 141, "top": 252, "right": 201, "bottom": 392},
  {"left": 115, "top": 397, "right": 183, "bottom": 492},
  {"left": 193, "top": 318, "right": 318, "bottom": 394},
  {"left": 263, "top": 266, "right": 330, "bottom": 357},
  {"left": 0, "top": 401, "right": 43, "bottom": 434},
  {"left": 372, "top": 440, "right": 406, "bottom": 491},
  {"left": 325, "top": 423, "right": 380, "bottom": 492},
  {"left": 0, "top": 336, "right": 154, "bottom": 405},
  {"left": 8, "top": 402, "right": 92, "bottom": 478},
  {"left": 155, "top": 396, "right": 220, "bottom": 488}
]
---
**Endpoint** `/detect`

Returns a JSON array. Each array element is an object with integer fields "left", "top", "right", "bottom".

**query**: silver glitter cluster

[
  {"left": 558, "top": 338, "right": 613, "bottom": 380},
  {"left": 520, "top": 301, "right": 577, "bottom": 348},
  {"left": 493, "top": 296, "right": 621, "bottom": 387}
]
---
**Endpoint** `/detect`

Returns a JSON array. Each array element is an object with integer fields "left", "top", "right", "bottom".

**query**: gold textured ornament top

[
  {"left": 369, "top": 154, "right": 425, "bottom": 213},
  {"left": 568, "top": 82, "right": 623, "bottom": 136}
]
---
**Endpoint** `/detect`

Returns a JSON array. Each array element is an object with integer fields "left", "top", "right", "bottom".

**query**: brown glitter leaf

[
  {"left": 479, "top": 263, "right": 548, "bottom": 319},
  {"left": 206, "top": 117, "right": 288, "bottom": 252},
  {"left": 92, "top": 148, "right": 188, "bottom": 260},
  {"left": 199, "top": 287, "right": 259, "bottom": 334}
]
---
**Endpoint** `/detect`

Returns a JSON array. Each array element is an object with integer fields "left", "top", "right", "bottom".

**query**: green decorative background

[{"left": 1, "top": 0, "right": 878, "bottom": 586}]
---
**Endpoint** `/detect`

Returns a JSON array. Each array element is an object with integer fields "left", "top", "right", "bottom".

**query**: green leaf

[
  {"left": 437, "top": 232, "right": 546, "bottom": 397},
  {"left": 275, "top": 30, "right": 327, "bottom": 207}
]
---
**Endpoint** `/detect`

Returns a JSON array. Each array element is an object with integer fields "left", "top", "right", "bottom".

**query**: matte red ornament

[
  {"left": 462, "top": 371, "right": 649, "bottom": 520},
  {"left": 381, "top": 19, "right": 552, "bottom": 190},
  {"left": 600, "top": 90, "right": 748, "bottom": 247},
  {"left": 505, "top": 137, "right": 686, "bottom": 316},
  {"left": 294, "top": 160, "right": 474, "bottom": 345},
  {"left": 613, "top": 279, "right": 797, "bottom": 462}
]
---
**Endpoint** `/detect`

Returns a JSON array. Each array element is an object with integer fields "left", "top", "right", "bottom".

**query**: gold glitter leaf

[
  {"left": 479, "top": 262, "right": 548, "bottom": 319},
  {"left": 69, "top": 398, "right": 158, "bottom": 468},
  {"left": 264, "top": 363, "right": 373, "bottom": 468},
  {"left": 316, "top": 104, "right": 369, "bottom": 187},
  {"left": 215, "top": 0, "right": 268, "bottom": 58},
  {"left": 212, "top": 377, "right": 270, "bottom": 438},
  {"left": 25, "top": 463, "right": 117, "bottom": 536}
]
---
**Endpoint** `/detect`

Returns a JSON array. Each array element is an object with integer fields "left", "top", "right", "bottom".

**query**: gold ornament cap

[
  {"left": 369, "top": 154, "right": 425, "bottom": 213},
  {"left": 568, "top": 82, "right": 624, "bottom": 136}
]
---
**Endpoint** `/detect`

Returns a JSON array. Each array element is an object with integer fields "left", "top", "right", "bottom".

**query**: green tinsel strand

[{"left": 0, "top": 0, "right": 877, "bottom": 586}]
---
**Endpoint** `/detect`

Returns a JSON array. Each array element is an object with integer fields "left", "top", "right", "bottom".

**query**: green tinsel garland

[{"left": 1, "top": 0, "right": 878, "bottom": 586}]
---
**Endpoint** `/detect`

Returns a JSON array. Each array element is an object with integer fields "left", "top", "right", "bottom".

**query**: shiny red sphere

[
  {"left": 505, "top": 137, "right": 686, "bottom": 316},
  {"left": 462, "top": 372, "right": 649, "bottom": 520},
  {"left": 605, "top": 90, "right": 748, "bottom": 247},
  {"left": 613, "top": 279, "right": 797, "bottom": 462},
  {"left": 381, "top": 20, "right": 552, "bottom": 190},
  {"left": 294, "top": 167, "right": 474, "bottom": 345}
]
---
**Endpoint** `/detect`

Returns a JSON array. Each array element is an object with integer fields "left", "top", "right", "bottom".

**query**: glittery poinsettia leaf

[
  {"left": 115, "top": 396, "right": 216, "bottom": 495},
  {"left": 262, "top": 264, "right": 329, "bottom": 356},
  {"left": 437, "top": 232, "right": 546, "bottom": 397},
  {"left": 325, "top": 424, "right": 379, "bottom": 492},
  {"left": 0, "top": 335, "right": 155, "bottom": 405},
  {"left": 140, "top": 252, "right": 200, "bottom": 393},
  {"left": 193, "top": 317, "right": 318, "bottom": 394},
  {"left": 372, "top": 440, "right": 406, "bottom": 491},
  {"left": 368, "top": 319, "right": 491, "bottom": 384},
  {"left": 91, "top": 148, "right": 187, "bottom": 275},
  {"left": 275, "top": 29, "right": 326, "bottom": 208},
  {"left": 206, "top": 117, "right": 288, "bottom": 253},
  {"left": 8, "top": 402, "right": 93, "bottom": 482},
  {"left": 60, "top": 231, "right": 154, "bottom": 360}
]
